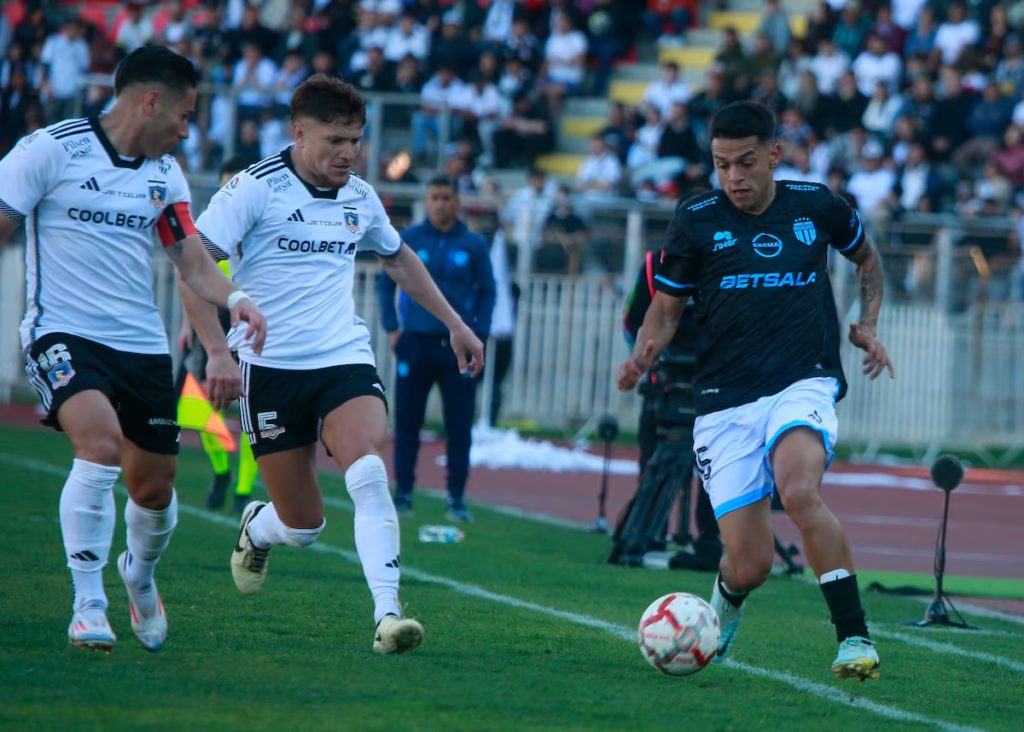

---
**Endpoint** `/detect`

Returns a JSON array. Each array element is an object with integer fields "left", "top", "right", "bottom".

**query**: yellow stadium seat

[
  {"left": 706, "top": 11, "right": 761, "bottom": 35},
  {"left": 535, "top": 154, "right": 587, "bottom": 176},
  {"left": 609, "top": 80, "right": 648, "bottom": 105},
  {"left": 790, "top": 15, "right": 808, "bottom": 38},
  {"left": 657, "top": 47, "right": 718, "bottom": 70},
  {"left": 561, "top": 116, "right": 607, "bottom": 138}
]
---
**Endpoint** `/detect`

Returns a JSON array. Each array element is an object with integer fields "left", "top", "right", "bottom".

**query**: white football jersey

[
  {"left": 0, "top": 118, "right": 192, "bottom": 354},
  {"left": 196, "top": 148, "right": 402, "bottom": 370}
]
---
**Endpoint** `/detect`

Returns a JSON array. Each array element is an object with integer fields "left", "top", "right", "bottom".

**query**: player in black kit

[{"left": 617, "top": 101, "right": 894, "bottom": 682}]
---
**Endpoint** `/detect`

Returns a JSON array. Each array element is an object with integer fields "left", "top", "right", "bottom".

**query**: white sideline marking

[
  {"left": 873, "top": 623, "right": 1023, "bottom": 639},
  {"left": 870, "top": 628, "right": 1024, "bottom": 674},
  {"left": 0, "top": 453, "right": 990, "bottom": 732}
]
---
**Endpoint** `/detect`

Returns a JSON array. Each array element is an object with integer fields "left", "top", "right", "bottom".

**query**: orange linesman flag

[{"left": 177, "top": 372, "right": 237, "bottom": 452}]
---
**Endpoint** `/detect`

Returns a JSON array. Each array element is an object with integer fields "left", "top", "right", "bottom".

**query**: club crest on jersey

[
  {"left": 47, "top": 362, "right": 75, "bottom": 390},
  {"left": 793, "top": 218, "right": 816, "bottom": 246},
  {"left": 149, "top": 185, "right": 167, "bottom": 209},
  {"left": 345, "top": 212, "right": 360, "bottom": 233}
]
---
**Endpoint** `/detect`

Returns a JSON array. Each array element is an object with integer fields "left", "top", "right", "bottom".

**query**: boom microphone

[{"left": 930, "top": 455, "right": 965, "bottom": 493}]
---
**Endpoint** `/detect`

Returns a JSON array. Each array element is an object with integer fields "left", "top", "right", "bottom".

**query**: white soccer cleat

[
  {"left": 832, "top": 636, "right": 880, "bottom": 682},
  {"left": 68, "top": 607, "right": 116, "bottom": 653},
  {"left": 373, "top": 614, "right": 425, "bottom": 655},
  {"left": 231, "top": 501, "right": 271, "bottom": 595},
  {"left": 117, "top": 551, "right": 167, "bottom": 651},
  {"left": 709, "top": 577, "right": 745, "bottom": 663}
]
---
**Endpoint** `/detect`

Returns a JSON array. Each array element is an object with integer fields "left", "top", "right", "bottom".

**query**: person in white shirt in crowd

[
  {"left": 575, "top": 133, "right": 623, "bottom": 218},
  {"left": 641, "top": 61, "right": 691, "bottom": 120},
  {"left": 39, "top": 18, "right": 90, "bottom": 123},
  {"left": 233, "top": 43, "right": 278, "bottom": 118},
  {"left": 377, "top": 0, "right": 403, "bottom": 29},
  {"left": 541, "top": 13, "right": 588, "bottom": 117},
  {"left": 115, "top": 2, "right": 154, "bottom": 55},
  {"left": 852, "top": 34, "right": 902, "bottom": 98},
  {"left": 627, "top": 106, "right": 665, "bottom": 170},
  {"left": 273, "top": 52, "right": 308, "bottom": 108},
  {"left": 847, "top": 140, "right": 896, "bottom": 220},
  {"left": 886, "top": 142, "right": 938, "bottom": 213},
  {"left": 505, "top": 168, "right": 558, "bottom": 251},
  {"left": 811, "top": 38, "right": 850, "bottom": 96},
  {"left": 412, "top": 65, "right": 464, "bottom": 163},
  {"left": 482, "top": 0, "right": 517, "bottom": 47},
  {"left": 776, "top": 144, "right": 828, "bottom": 185},
  {"left": 862, "top": 80, "right": 904, "bottom": 139},
  {"left": 453, "top": 72, "right": 505, "bottom": 169},
  {"left": 385, "top": 8, "right": 431, "bottom": 65},
  {"left": 347, "top": 4, "right": 391, "bottom": 75},
  {"left": 934, "top": 1, "right": 980, "bottom": 66},
  {"left": 891, "top": 0, "right": 928, "bottom": 30}
]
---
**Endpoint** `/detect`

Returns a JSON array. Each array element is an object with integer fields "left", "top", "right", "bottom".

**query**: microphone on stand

[{"left": 902, "top": 455, "right": 980, "bottom": 629}]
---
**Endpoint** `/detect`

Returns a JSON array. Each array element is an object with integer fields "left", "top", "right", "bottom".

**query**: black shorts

[
  {"left": 238, "top": 361, "right": 387, "bottom": 458},
  {"left": 26, "top": 333, "right": 180, "bottom": 455}
]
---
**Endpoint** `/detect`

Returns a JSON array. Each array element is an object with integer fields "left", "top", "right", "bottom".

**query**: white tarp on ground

[{"left": 435, "top": 426, "right": 640, "bottom": 475}]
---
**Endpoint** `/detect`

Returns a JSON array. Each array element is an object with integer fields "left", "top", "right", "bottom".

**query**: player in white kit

[
  {"left": 0, "top": 47, "right": 266, "bottom": 652},
  {"left": 181, "top": 74, "right": 484, "bottom": 654}
]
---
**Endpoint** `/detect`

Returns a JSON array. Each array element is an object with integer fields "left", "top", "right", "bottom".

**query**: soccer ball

[{"left": 638, "top": 593, "right": 721, "bottom": 676}]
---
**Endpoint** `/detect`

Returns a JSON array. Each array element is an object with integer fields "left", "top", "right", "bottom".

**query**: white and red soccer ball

[{"left": 638, "top": 593, "right": 721, "bottom": 676}]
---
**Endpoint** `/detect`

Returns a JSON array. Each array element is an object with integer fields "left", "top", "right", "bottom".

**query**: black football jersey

[{"left": 654, "top": 181, "right": 866, "bottom": 415}]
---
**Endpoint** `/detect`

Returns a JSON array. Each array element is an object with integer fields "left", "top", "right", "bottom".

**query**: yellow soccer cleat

[{"left": 832, "top": 636, "right": 880, "bottom": 682}]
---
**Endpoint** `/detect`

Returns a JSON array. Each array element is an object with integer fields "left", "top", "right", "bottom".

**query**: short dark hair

[
  {"left": 428, "top": 174, "right": 457, "bottom": 191},
  {"left": 114, "top": 45, "right": 198, "bottom": 96},
  {"left": 220, "top": 154, "right": 258, "bottom": 178},
  {"left": 710, "top": 101, "right": 777, "bottom": 145},
  {"left": 290, "top": 74, "right": 367, "bottom": 126}
]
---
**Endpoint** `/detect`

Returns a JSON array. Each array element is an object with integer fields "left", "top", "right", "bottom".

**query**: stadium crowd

[{"left": 0, "top": 0, "right": 1022, "bottom": 284}]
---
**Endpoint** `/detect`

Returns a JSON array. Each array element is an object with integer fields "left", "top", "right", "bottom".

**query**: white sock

[
  {"left": 60, "top": 459, "right": 121, "bottom": 612},
  {"left": 346, "top": 455, "right": 401, "bottom": 624},
  {"left": 247, "top": 503, "right": 324, "bottom": 549},
  {"left": 123, "top": 491, "right": 178, "bottom": 589}
]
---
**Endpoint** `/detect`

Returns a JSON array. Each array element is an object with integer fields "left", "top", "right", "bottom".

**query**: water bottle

[{"left": 417, "top": 525, "right": 465, "bottom": 543}]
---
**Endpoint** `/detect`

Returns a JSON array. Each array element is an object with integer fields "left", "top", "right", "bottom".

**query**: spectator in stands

[
  {"left": 852, "top": 33, "right": 902, "bottom": 97},
  {"left": 777, "top": 106, "right": 814, "bottom": 150},
  {"left": 505, "top": 168, "right": 557, "bottom": 250},
  {"left": 991, "top": 125, "right": 1024, "bottom": 188},
  {"left": 478, "top": 50, "right": 500, "bottom": 85},
  {"left": 0, "top": 67, "right": 35, "bottom": 151},
  {"left": 228, "top": 3, "right": 277, "bottom": 64},
  {"left": 974, "top": 160, "right": 1013, "bottom": 213},
  {"left": 892, "top": 0, "right": 927, "bottom": 31},
  {"left": 386, "top": 8, "right": 431, "bottom": 65},
  {"left": 978, "top": 4, "right": 1012, "bottom": 74},
  {"left": 575, "top": 133, "right": 623, "bottom": 213},
  {"left": 586, "top": 0, "right": 633, "bottom": 97},
  {"left": 996, "top": 35, "right": 1024, "bottom": 98},
  {"left": 410, "top": 0, "right": 444, "bottom": 35},
  {"left": 888, "top": 142, "right": 942, "bottom": 213},
  {"left": 792, "top": 70, "right": 826, "bottom": 135},
  {"left": 862, "top": 80, "right": 904, "bottom": 140},
  {"left": 822, "top": 70, "right": 869, "bottom": 136},
  {"left": 453, "top": 71, "right": 504, "bottom": 169},
  {"left": 657, "top": 101, "right": 701, "bottom": 166},
  {"left": 758, "top": 0, "right": 792, "bottom": 55},
  {"left": 641, "top": 61, "right": 691, "bottom": 119},
  {"left": 642, "top": 0, "right": 693, "bottom": 42},
  {"left": 39, "top": 18, "right": 89, "bottom": 124},
  {"left": 445, "top": 150, "right": 477, "bottom": 193},
  {"left": 714, "top": 27, "right": 746, "bottom": 93},
  {"left": 745, "top": 32, "right": 781, "bottom": 80},
  {"left": 778, "top": 38, "right": 815, "bottom": 101},
  {"left": 888, "top": 114, "right": 920, "bottom": 165},
  {"left": 115, "top": 3, "right": 153, "bottom": 56},
  {"left": 541, "top": 12, "right": 588, "bottom": 116},
  {"left": 272, "top": 51, "right": 308, "bottom": 109},
  {"left": 752, "top": 72, "right": 788, "bottom": 117},
  {"left": 904, "top": 6, "right": 939, "bottom": 66},
  {"left": 543, "top": 185, "right": 588, "bottom": 275},
  {"left": 356, "top": 46, "right": 395, "bottom": 92},
  {"left": 601, "top": 101, "right": 632, "bottom": 162},
  {"left": 197, "top": 4, "right": 231, "bottom": 69},
  {"left": 847, "top": 140, "right": 896, "bottom": 219},
  {"left": 497, "top": 56, "right": 530, "bottom": 100},
  {"left": 626, "top": 106, "right": 664, "bottom": 170},
  {"left": 493, "top": 90, "right": 553, "bottom": 169},
  {"left": 430, "top": 11, "right": 476, "bottom": 78},
  {"left": 934, "top": 1, "right": 980, "bottom": 66},
  {"left": 687, "top": 66, "right": 730, "bottom": 129},
  {"left": 954, "top": 80, "right": 1014, "bottom": 171},
  {"left": 275, "top": 7, "right": 317, "bottom": 65},
  {"left": 828, "top": 166, "right": 858, "bottom": 208},
  {"left": 482, "top": 0, "right": 517, "bottom": 47},
  {"left": 1, "top": 36, "right": 36, "bottom": 92},
  {"left": 832, "top": 1, "right": 871, "bottom": 60},
  {"left": 812, "top": 37, "right": 850, "bottom": 95},
  {"left": 777, "top": 144, "right": 826, "bottom": 185},
  {"left": 503, "top": 16, "right": 542, "bottom": 74},
  {"left": 931, "top": 65, "right": 976, "bottom": 161},
  {"left": 233, "top": 43, "right": 277, "bottom": 120},
  {"left": 869, "top": 3, "right": 907, "bottom": 54},
  {"left": 413, "top": 64, "right": 462, "bottom": 164},
  {"left": 804, "top": 1, "right": 836, "bottom": 49}
]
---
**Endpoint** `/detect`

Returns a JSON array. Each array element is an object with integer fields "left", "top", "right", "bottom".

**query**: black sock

[
  {"left": 717, "top": 575, "right": 749, "bottom": 608},
  {"left": 820, "top": 574, "right": 869, "bottom": 642}
]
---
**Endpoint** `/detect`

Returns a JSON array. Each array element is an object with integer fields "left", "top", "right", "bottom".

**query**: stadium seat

[
  {"left": 561, "top": 117, "right": 606, "bottom": 138},
  {"left": 609, "top": 81, "right": 649, "bottom": 106},
  {"left": 534, "top": 154, "right": 586, "bottom": 177},
  {"left": 657, "top": 47, "right": 717, "bottom": 70}
]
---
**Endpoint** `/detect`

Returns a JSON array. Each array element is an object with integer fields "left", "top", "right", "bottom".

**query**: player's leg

[
  {"left": 231, "top": 362, "right": 324, "bottom": 595},
  {"left": 693, "top": 403, "right": 776, "bottom": 662},
  {"left": 392, "top": 334, "right": 436, "bottom": 515},
  {"left": 199, "top": 429, "right": 232, "bottom": 509},
  {"left": 766, "top": 378, "right": 878, "bottom": 681},
  {"left": 319, "top": 369, "right": 423, "bottom": 654},
  {"left": 232, "top": 434, "right": 259, "bottom": 515},
  {"left": 437, "top": 357, "right": 477, "bottom": 522},
  {"left": 27, "top": 334, "right": 124, "bottom": 651},
  {"left": 112, "top": 350, "right": 183, "bottom": 651}
]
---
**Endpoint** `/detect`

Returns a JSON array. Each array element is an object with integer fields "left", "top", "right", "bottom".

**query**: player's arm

[
  {"left": 0, "top": 212, "right": 19, "bottom": 244},
  {"left": 378, "top": 243, "right": 485, "bottom": 376},
  {"left": 827, "top": 194, "right": 895, "bottom": 380},
  {"left": 0, "top": 131, "right": 61, "bottom": 245}
]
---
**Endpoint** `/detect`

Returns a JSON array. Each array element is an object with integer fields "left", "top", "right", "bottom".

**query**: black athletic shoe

[{"left": 206, "top": 472, "right": 231, "bottom": 509}]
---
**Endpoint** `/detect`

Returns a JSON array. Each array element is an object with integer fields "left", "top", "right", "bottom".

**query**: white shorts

[{"left": 693, "top": 377, "right": 840, "bottom": 519}]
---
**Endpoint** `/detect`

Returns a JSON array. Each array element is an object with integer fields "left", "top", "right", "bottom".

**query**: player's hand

[
  {"left": 230, "top": 297, "right": 267, "bottom": 356},
  {"left": 389, "top": 330, "right": 403, "bottom": 351},
  {"left": 450, "top": 323, "right": 484, "bottom": 378},
  {"left": 617, "top": 340, "right": 656, "bottom": 391},
  {"left": 848, "top": 323, "right": 895, "bottom": 380},
  {"left": 205, "top": 352, "right": 243, "bottom": 411},
  {"left": 177, "top": 322, "right": 194, "bottom": 356}
]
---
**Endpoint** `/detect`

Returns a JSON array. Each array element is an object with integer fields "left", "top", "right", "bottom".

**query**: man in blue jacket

[{"left": 377, "top": 175, "right": 496, "bottom": 522}]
